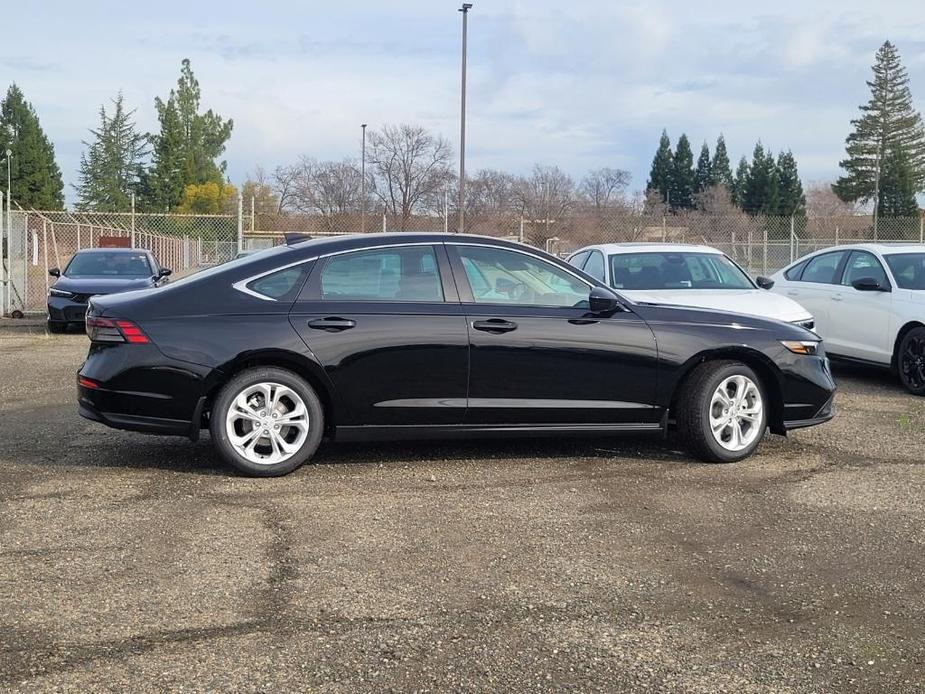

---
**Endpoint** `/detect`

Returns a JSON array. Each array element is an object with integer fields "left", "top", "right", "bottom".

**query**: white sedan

[
  {"left": 566, "top": 243, "right": 814, "bottom": 328},
  {"left": 770, "top": 243, "right": 925, "bottom": 395}
]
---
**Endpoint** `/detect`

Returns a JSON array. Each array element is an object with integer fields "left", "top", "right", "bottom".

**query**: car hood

[
  {"left": 619, "top": 288, "right": 811, "bottom": 323},
  {"left": 53, "top": 276, "right": 155, "bottom": 295}
]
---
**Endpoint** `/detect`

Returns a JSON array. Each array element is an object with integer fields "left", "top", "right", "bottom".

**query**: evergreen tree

[
  {"left": 669, "top": 133, "right": 696, "bottom": 210},
  {"left": 732, "top": 157, "right": 750, "bottom": 208},
  {"left": 0, "top": 84, "right": 64, "bottom": 209},
  {"left": 833, "top": 41, "right": 925, "bottom": 205},
  {"left": 646, "top": 130, "right": 673, "bottom": 205},
  {"left": 710, "top": 134, "right": 734, "bottom": 190},
  {"left": 878, "top": 143, "right": 920, "bottom": 216},
  {"left": 743, "top": 142, "right": 772, "bottom": 214},
  {"left": 694, "top": 141, "right": 712, "bottom": 197},
  {"left": 144, "top": 59, "right": 234, "bottom": 211},
  {"left": 75, "top": 93, "right": 148, "bottom": 211},
  {"left": 776, "top": 150, "right": 805, "bottom": 217},
  {"left": 764, "top": 168, "right": 781, "bottom": 216}
]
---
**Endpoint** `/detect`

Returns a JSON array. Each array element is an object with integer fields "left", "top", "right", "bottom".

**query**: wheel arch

[
  {"left": 668, "top": 348, "right": 786, "bottom": 434},
  {"left": 891, "top": 321, "right": 925, "bottom": 370},
  {"left": 205, "top": 349, "right": 340, "bottom": 435}
]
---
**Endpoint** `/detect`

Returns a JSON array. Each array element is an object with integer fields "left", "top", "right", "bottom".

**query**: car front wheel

[
  {"left": 210, "top": 366, "right": 324, "bottom": 477},
  {"left": 677, "top": 361, "right": 768, "bottom": 463},
  {"left": 897, "top": 327, "right": 925, "bottom": 396}
]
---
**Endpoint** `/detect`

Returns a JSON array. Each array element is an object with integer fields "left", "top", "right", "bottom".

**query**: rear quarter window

[
  {"left": 784, "top": 259, "right": 808, "bottom": 281},
  {"left": 246, "top": 264, "right": 311, "bottom": 301}
]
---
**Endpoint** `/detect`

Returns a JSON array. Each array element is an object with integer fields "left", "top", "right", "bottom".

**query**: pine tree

[
  {"left": 646, "top": 130, "right": 673, "bottom": 205},
  {"left": 0, "top": 84, "right": 64, "bottom": 209},
  {"left": 76, "top": 93, "right": 148, "bottom": 211},
  {"left": 710, "top": 134, "right": 734, "bottom": 190},
  {"left": 144, "top": 59, "right": 234, "bottom": 211},
  {"left": 732, "top": 157, "right": 750, "bottom": 208},
  {"left": 694, "top": 142, "right": 712, "bottom": 197},
  {"left": 764, "top": 168, "right": 781, "bottom": 216},
  {"left": 833, "top": 41, "right": 925, "bottom": 206},
  {"left": 669, "top": 133, "right": 696, "bottom": 210},
  {"left": 743, "top": 142, "right": 772, "bottom": 215},
  {"left": 776, "top": 150, "right": 805, "bottom": 217},
  {"left": 878, "top": 143, "right": 920, "bottom": 216}
]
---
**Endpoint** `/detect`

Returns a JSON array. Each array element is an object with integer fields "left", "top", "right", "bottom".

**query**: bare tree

[
  {"left": 579, "top": 167, "right": 631, "bottom": 211},
  {"left": 368, "top": 124, "right": 453, "bottom": 230},
  {"left": 272, "top": 159, "right": 308, "bottom": 213},
  {"left": 805, "top": 181, "right": 862, "bottom": 217}
]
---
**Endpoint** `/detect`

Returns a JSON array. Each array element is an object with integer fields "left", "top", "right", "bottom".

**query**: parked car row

[{"left": 47, "top": 234, "right": 920, "bottom": 476}]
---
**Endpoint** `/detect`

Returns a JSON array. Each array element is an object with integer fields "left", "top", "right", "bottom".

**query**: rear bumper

[{"left": 77, "top": 342, "right": 215, "bottom": 438}]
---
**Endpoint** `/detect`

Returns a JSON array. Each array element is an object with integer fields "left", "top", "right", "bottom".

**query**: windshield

[
  {"left": 65, "top": 252, "right": 152, "bottom": 277},
  {"left": 609, "top": 251, "right": 754, "bottom": 290},
  {"left": 885, "top": 253, "right": 925, "bottom": 290}
]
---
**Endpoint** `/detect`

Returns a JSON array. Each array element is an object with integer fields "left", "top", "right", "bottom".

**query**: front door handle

[
  {"left": 472, "top": 318, "right": 518, "bottom": 334},
  {"left": 786, "top": 291, "right": 800, "bottom": 297},
  {"left": 307, "top": 317, "right": 356, "bottom": 332},
  {"left": 832, "top": 294, "right": 844, "bottom": 302}
]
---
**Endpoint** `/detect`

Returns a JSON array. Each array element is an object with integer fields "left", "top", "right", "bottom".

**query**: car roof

[
  {"left": 74, "top": 247, "right": 153, "bottom": 254},
  {"left": 568, "top": 242, "right": 724, "bottom": 256},
  {"left": 288, "top": 232, "right": 531, "bottom": 254},
  {"left": 848, "top": 243, "right": 925, "bottom": 254}
]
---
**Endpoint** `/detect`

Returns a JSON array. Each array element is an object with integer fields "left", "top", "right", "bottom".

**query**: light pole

[
  {"left": 457, "top": 3, "right": 472, "bottom": 234},
  {"left": 361, "top": 123, "right": 367, "bottom": 233}
]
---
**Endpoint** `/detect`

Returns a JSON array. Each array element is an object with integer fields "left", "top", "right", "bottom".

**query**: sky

[{"left": 3, "top": 0, "right": 925, "bottom": 205}]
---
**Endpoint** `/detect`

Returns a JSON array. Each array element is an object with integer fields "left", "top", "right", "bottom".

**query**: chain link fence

[{"left": 1, "top": 205, "right": 922, "bottom": 316}]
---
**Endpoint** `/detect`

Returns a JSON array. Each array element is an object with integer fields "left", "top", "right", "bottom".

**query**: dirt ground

[{"left": 0, "top": 324, "right": 923, "bottom": 693}]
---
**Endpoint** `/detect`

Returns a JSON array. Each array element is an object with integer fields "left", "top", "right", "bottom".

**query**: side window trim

[
  {"left": 446, "top": 242, "right": 592, "bottom": 308},
  {"left": 297, "top": 243, "right": 450, "bottom": 304},
  {"left": 841, "top": 250, "right": 891, "bottom": 289}
]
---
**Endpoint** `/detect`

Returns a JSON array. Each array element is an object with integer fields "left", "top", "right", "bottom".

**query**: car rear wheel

[
  {"left": 210, "top": 367, "right": 324, "bottom": 477},
  {"left": 677, "top": 361, "right": 768, "bottom": 463},
  {"left": 897, "top": 327, "right": 925, "bottom": 396}
]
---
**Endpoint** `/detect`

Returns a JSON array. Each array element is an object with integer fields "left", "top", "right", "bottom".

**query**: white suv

[
  {"left": 770, "top": 244, "right": 925, "bottom": 395},
  {"left": 567, "top": 243, "right": 814, "bottom": 328}
]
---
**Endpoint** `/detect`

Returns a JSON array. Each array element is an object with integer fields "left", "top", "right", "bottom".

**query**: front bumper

[
  {"left": 47, "top": 295, "right": 90, "bottom": 323},
  {"left": 778, "top": 354, "right": 837, "bottom": 432}
]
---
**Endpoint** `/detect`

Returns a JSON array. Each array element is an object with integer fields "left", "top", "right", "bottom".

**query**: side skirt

[{"left": 334, "top": 422, "right": 663, "bottom": 443}]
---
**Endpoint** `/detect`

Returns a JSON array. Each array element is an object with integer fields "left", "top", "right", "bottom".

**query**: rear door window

[
  {"left": 583, "top": 251, "right": 606, "bottom": 282},
  {"left": 800, "top": 251, "right": 847, "bottom": 284},
  {"left": 320, "top": 246, "right": 444, "bottom": 302}
]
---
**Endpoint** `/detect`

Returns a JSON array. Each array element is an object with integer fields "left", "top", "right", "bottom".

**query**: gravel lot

[{"left": 1, "top": 323, "right": 923, "bottom": 693}]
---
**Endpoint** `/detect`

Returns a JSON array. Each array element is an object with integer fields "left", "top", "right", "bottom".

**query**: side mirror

[
  {"left": 756, "top": 276, "right": 775, "bottom": 290},
  {"left": 851, "top": 277, "right": 889, "bottom": 292},
  {"left": 589, "top": 285, "right": 620, "bottom": 313},
  {"left": 158, "top": 268, "right": 173, "bottom": 278},
  {"left": 48, "top": 267, "right": 60, "bottom": 278}
]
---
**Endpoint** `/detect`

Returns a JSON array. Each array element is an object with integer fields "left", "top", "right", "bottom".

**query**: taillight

[
  {"left": 86, "top": 317, "right": 150, "bottom": 344},
  {"left": 77, "top": 375, "right": 100, "bottom": 389}
]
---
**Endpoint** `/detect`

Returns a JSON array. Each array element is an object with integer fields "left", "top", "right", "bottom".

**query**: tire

[
  {"left": 897, "top": 327, "right": 925, "bottom": 396},
  {"left": 676, "top": 360, "right": 768, "bottom": 463},
  {"left": 209, "top": 366, "right": 324, "bottom": 477},
  {"left": 47, "top": 321, "right": 68, "bottom": 334}
]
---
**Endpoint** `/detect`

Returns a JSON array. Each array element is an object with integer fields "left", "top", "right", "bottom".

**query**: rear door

[
  {"left": 289, "top": 243, "right": 469, "bottom": 426},
  {"left": 448, "top": 243, "right": 660, "bottom": 426}
]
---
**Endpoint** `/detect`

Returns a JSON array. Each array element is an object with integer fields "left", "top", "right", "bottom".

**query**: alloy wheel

[
  {"left": 900, "top": 335, "right": 925, "bottom": 391},
  {"left": 225, "top": 382, "right": 310, "bottom": 465},
  {"left": 708, "top": 375, "right": 764, "bottom": 452}
]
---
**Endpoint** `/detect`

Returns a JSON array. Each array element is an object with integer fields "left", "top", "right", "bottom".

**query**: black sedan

[
  {"left": 77, "top": 233, "right": 835, "bottom": 476},
  {"left": 47, "top": 248, "right": 172, "bottom": 333}
]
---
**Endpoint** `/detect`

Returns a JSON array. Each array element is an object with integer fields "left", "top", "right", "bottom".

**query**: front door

[
  {"left": 447, "top": 243, "right": 660, "bottom": 426},
  {"left": 289, "top": 243, "right": 469, "bottom": 426},
  {"left": 828, "top": 250, "right": 893, "bottom": 362}
]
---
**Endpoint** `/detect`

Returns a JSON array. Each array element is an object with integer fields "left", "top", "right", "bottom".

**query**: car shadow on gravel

[{"left": 829, "top": 360, "right": 906, "bottom": 394}]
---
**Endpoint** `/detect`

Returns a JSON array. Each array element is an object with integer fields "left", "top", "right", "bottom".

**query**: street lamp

[
  {"left": 457, "top": 3, "right": 472, "bottom": 234},
  {"left": 361, "top": 123, "right": 367, "bottom": 233}
]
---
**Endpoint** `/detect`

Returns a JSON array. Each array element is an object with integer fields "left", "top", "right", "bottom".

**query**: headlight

[
  {"left": 780, "top": 340, "right": 820, "bottom": 356},
  {"left": 48, "top": 288, "right": 74, "bottom": 298}
]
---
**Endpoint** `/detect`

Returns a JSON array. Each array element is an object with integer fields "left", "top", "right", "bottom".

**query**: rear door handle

[
  {"left": 472, "top": 318, "right": 518, "bottom": 333},
  {"left": 832, "top": 294, "right": 844, "bottom": 302},
  {"left": 786, "top": 291, "right": 800, "bottom": 297},
  {"left": 307, "top": 317, "right": 356, "bottom": 332}
]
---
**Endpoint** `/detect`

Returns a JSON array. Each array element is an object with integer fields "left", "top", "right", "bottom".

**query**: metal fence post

[
  {"left": 130, "top": 193, "right": 136, "bottom": 248},
  {"left": 250, "top": 196, "right": 255, "bottom": 233},
  {"left": 661, "top": 215, "right": 666, "bottom": 242},
  {"left": 763, "top": 226, "right": 768, "bottom": 276},
  {"left": 0, "top": 191, "right": 5, "bottom": 317},
  {"left": 382, "top": 209, "right": 387, "bottom": 233},
  {"left": 920, "top": 213, "right": 924, "bottom": 243},
  {"left": 236, "top": 193, "right": 244, "bottom": 254}
]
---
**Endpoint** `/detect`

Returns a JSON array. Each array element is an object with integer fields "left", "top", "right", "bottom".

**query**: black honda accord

[
  {"left": 77, "top": 233, "right": 835, "bottom": 476},
  {"left": 47, "top": 248, "right": 172, "bottom": 333}
]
